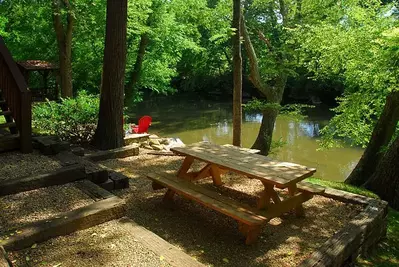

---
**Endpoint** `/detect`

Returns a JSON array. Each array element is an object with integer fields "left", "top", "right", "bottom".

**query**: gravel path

[
  {"left": 100, "top": 150, "right": 363, "bottom": 267},
  {"left": 7, "top": 220, "right": 172, "bottom": 267},
  {"left": 0, "top": 182, "right": 95, "bottom": 235},
  {"left": 0, "top": 151, "right": 61, "bottom": 182}
]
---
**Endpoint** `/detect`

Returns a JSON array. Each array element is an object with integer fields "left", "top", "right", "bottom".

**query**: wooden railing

[{"left": 0, "top": 36, "right": 32, "bottom": 153}]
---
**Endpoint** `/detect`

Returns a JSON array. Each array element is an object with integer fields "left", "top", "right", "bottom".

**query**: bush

[{"left": 32, "top": 91, "right": 99, "bottom": 144}]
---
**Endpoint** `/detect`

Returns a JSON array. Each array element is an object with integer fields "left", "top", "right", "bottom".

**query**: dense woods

[{"left": 0, "top": 0, "right": 398, "bottom": 207}]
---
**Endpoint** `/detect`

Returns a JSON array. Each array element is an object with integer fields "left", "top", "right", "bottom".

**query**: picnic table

[{"left": 147, "top": 142, "right": 324, "bottom": 244}]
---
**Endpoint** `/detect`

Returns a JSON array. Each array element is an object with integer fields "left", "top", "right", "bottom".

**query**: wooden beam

[
  {"left": 0, "top": 164, "right": 86, "bottom": 196},
  {"left": 0, "top": 196, "right": 125, "bottom": 251},
  {"left": 117, "top": 217, "right": 205, "bottom": 267},
  {"left": 84, "top": 144, "right": 139, "bottom": 161}
]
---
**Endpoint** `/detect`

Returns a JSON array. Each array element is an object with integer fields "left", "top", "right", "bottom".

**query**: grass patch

[
  {"left": 306, "top": 177, "right": 378, "bottom": 198},
  {"left": 307, "top": 178, "right": 398, "bottom": 267}
]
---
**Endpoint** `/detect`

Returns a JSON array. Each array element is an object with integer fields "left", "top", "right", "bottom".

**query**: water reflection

[{"left": 129, "top": 100, "right": 363, "bottom": 182}]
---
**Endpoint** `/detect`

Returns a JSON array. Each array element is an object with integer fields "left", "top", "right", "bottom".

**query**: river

[{"left": 129, "top": 98, "right": 363, "bottom": 182}]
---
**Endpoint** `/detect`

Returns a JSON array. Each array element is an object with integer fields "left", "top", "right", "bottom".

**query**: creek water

[{"left": 129, "top": 98, "right": 363, "bottom": 182}]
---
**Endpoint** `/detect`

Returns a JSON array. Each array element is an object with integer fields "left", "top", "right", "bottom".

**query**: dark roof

[{"left": 17, "top": 60, "right": 59, "bottom": 70}]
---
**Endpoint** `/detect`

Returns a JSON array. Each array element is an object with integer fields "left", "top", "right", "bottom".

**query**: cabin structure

[{"left": 0, "top": 36, "right": 32, "bottom": 153}]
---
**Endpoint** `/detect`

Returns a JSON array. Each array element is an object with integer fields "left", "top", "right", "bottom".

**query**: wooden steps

[
  {"left": 0, "top": 122, "right": 16, "bottom": 129},
  {"left": 0, "top": 110, "right": 11, "bottom": 116},
  {"left": 0, "top": 134, "right": 19, "bottom": 152}
]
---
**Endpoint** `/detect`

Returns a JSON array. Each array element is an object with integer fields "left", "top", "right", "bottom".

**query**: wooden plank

[
  {"left": 288, "top": 185, "right": 305, "bottom": 216},
  {"left": 177, "top": 156, "right": 194, "bottom": 178},
  {"left": 98, "top": 178, "right": 115, "bottom": 191},
  {"left": 147, "top": 172, "right": 266, "bottom": 225},
  {"left": 172, "top": 144, "right": 315, "bottom": 187},
  {"left": 84, "top": 144, "right": 139, "bottom": 162},
  {"left": 75, "top": 179, "right": 115, "bottom": 200},
  {"left": 258, "top": 193, "right": 312, "bottom": 220},
  {"left": 0, "top": 122, "right": 16, "bottom": 129},
  {"left": 0, "top": 164, "right": 86, "bottom": 196},
  {"left": 0, "top": 134, "right": 19, "bottom": 152},
  {"left": 118, "top": 217, "right": 205, "bottom": 267},
  {"left": 109, "top": 171, "right": 129, "bottom": 189},
  {"left": 210, "top": 165, "right": 223, "bottom": 186},
  {"left": 296, "top": 181, "right": 325, "bottom": 194},
  {"left": 222, "top": 144, "right": 260, "bottom": 154},
  {"left": 0, "top": 196, "right": 125, "bottom": 251}
]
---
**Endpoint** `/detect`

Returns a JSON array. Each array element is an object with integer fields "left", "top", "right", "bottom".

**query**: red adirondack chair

[{"left": 131, "top": 115, "right": 152, "bottom": 133}]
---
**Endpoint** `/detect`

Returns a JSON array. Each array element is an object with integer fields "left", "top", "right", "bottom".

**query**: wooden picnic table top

[{"left": 171, "top": 142, "right": 316, "bottom": 187}]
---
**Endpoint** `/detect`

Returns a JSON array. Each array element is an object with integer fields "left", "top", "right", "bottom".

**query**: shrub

[{"left": 32, "top": 91, "right": 99, "bottom": 144}]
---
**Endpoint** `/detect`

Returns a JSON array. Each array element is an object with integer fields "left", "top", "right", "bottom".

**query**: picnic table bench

[{"left": 147, "top": 142, "right": 324, "bottom": 244}]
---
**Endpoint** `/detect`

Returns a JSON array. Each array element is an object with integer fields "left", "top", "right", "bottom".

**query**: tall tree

[
  {"left": 232, "top": 0, "right": 242, "bottom": 147},
  {"left": 93, "top": 0, "right": 128, "bottom": 150},
  {"left": 345, "top": 91, "right": 399, "bottom": 186},
  {"left": 364, "top": 134, "right": 399, "bottom": 210},
  {"left": 240, "top": 3, "right": 288, "bottom": 155},
  {"left": 52, "top": 0, "right": 74, "bottom": 98}
]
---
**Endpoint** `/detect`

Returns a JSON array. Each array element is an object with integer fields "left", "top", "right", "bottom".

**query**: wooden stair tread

[
  {"left": 0, "top": 134, "right": 19, "bottom": 152},
  {"left": 0, "top": 122, "right": 16, "bottom": 129},
  {"left": 0, "top": 110, "right": 11, "bottom": 116},
  {"left": 147, "top": 172, "right": 267, "bottom": 225}
]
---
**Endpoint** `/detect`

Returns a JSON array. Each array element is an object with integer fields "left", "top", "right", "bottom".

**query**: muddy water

[{"left": 129, "top": 99, "right": 363, "bottom": 181}]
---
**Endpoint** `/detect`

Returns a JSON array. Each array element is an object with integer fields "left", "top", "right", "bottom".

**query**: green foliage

[
  {"left": 243, "top": 99, "right": 282, "bottom": 112},
  {"left": 296, "top": 1, "right": 399, "bottom": 148},
  {"left": 244, "top": 99, "right": 313, "bottom": 120},
  {"left": 32, "top": 91, "right": 99, "bottom": 144}
]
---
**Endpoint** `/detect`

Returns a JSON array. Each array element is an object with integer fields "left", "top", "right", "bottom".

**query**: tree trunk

[
  {"left": 252, "top": 107, "right": 279, "bottom": 155},
  {"left": 52, "top": 0, "right": 74, "bottom": 98},
  {"left": 93, "top": 0, "right": 128, "bottom": 150},
  {"left": 125, "top": 33, "right": 149, "bottom": 105},
  {"left": 364, "top": 135, "right": 399, "bottom": 210},
  {"left": 345, "top": 91, "right": 399, "bottom": 186},
  {"left": 232, "top": 0, "right": 242, "bottom": 147}
]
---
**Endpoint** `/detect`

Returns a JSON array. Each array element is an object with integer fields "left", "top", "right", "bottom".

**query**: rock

[
  {"left": 160, "top": 138, "right": 170, "bottom": 145},
  {"left": 152, "top": 144, "right": 163, "bottom": 151},
  {"left": 71, "top": 147, "right": 85, "bottom": 156},
  {"left": 149, "top": 134, "right": 159, "bottom": 139},
  {"left": 144, "top": 145, "right": 153, "bottom": 150},
  {"left": 141, "top": 141, "right": 149, "bottom": 146},
  {"left": 149, "top": 139, "right": 161, "bottom": 146}
]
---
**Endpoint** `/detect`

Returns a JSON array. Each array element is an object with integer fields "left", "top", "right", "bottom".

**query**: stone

[
  {"left": 152, "top": 144, "right": 163, "bottom": 151},
  {"left": 144, "top": 145, "right": 153, "bottom": 150},
  {"left": 150, "top": 139, "right": 161, "bottom": 145},
  {"left": 160, "top": 138, "right": 170, "bottom": 145},
  {"left": 149, "top": 134, "right": 159, "bottom": 139},
  {"left": 71, "top": 147, "right": 85, "bottom": 156}
]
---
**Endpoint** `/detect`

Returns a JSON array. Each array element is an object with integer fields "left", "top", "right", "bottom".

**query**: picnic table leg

[
  {"left": 238, "top": 223, "right": 261, "bottom": 245},
  {"left": 163, "top": 189, "right": 176, "bottom": 202},
  {"left": 177, "top": 156, "right": 195, "bottom": 179},
  {"left": 288, "top": 185, "right": 305, "bottom": 217},
  {"left": 210, "top": 165, "right": 223, "bottom": 186},
  {"left": 257, "top": 182, "right": 281, "bottom": 210}
]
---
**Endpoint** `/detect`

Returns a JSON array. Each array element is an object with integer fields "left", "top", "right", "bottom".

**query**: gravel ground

[
  {"left": 7, "top": 220, "right": 172, "bottom": 267},
  {"left": 0, "top": 150, "right": 61, "bottom": 182},
  {"left": 99, "top": 150, "right": 364, "bottom": 267},
  {"left": 0, "top": 182, "right": 95, "bottom": 235}
]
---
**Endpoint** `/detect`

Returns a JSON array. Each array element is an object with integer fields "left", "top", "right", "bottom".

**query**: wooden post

[{"left": 232, "top": 0, "right": 242, "bottom": 147}]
